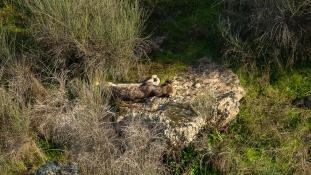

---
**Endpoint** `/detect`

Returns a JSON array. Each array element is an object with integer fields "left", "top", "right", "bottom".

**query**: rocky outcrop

[{"left": 115, "top": 57, "right": 246, "bottom": 145}]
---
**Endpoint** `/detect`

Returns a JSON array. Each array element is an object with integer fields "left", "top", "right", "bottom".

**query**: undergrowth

[
  {"left": 164, "top": 67, "right": 311, "bottom": 175},
  {"left": 201, "top": 68, "right": 311, "bottom": 174},
  {"left": 19, "top": 0, "right": 147, "bottom": 80},
  {"left": 147, "top": 0, "right": 311, "bottom": 174},
  {"left": 1, "top": 1, "right": 166, "bottom": 174},
  {"left": 0, "top": 0, "right": 310, "bottom": 174},
  {"left": 220, "top": 0, "right": 311, "bottom": 70},
  {"left": 146, "top": 0, "right": 222, "bottom": 80}
]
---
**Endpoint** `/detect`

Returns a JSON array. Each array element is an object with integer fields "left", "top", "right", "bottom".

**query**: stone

[
  {"left": 115, "top": 57, "right": 246, "bottom": 145},
  {"left": 194, "top": 83, "right": 201, "bottom": 88},
  {"left": 34, "top": 161, "right": 79, "bottom": 175}
]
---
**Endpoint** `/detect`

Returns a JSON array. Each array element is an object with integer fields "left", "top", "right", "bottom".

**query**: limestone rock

[{"left": 116, "top": 57, "right": 246, "bottom": 145}]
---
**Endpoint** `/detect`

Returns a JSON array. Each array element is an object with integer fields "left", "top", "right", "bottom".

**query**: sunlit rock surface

[{"left": 116, "top": 57, "right": 246, "bottom": 145}]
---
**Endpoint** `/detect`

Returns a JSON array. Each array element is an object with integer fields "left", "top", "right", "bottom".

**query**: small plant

[{"left": 191, "top": 92, "right": 217, "bottom": 122}]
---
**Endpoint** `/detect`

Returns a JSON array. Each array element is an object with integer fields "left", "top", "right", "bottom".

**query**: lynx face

[{"left": 141, "top": 75, "right": 160, "bottom": 86}]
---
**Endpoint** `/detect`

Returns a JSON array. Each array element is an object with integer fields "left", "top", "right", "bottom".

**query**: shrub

[
  {"left": 19, "top": 0, "right": 147, "bottom": 80},
  {"left": 1, "top": 1, "right": 167, "bottom": 174},
  {"left": 220, "top": 0, "right": 311, "bottom": 70},
  {"left": 30, "top": 72, "right": 167, "bottom": 175}
]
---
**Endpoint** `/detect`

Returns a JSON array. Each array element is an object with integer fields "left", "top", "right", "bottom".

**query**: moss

[
  {"left": 36, "top": 138, "right": 67, "bottom": 163},
  {"left": 151, "top": 62, "right": 187, "bottom": 81}
]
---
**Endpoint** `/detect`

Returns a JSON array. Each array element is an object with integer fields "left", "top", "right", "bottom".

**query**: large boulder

[{"left": 116, "top": 57, "right": 246, "bottom": 145}]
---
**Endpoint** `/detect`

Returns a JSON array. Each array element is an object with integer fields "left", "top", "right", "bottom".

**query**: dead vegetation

[
  {"left": 0, "top": 76, "right": 46, "bottom": 174},
  {"left": 220, "top": 0, "right": 311, "bottom": 70},
  {"left": 19, "top": 0, "right": 147, "bottom": 80},
  {"left": 28, "top": 72, "right": 167, "bottom": 174},
  {"left": 1, "top": 0, "right": 310, "bottom": 174},
  {"left": 0, "top": 1, "right": 167, "bottom": 174}
]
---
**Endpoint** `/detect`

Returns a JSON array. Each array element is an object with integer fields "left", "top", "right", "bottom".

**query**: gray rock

[
  {"left": 34, "top": 161, "right": 79, "bottom": 175},
  {"left": 116, "top": 57, "right": 246, "bottom": 145}
]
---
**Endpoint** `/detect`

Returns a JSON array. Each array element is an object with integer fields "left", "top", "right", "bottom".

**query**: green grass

[
  {"left": 147, "top": 0, "right": 222, "bottom": 81},
  {"left": 147, "top": 0, "right": 311, "bottom": 174},
  {"left": 216, "top": 68, "right": 311, "bottom": 174},
  {"left": 1, "top": 0, "right": 310, "bottom": 174},
  {"left": 164, "top": 67, "right": 311, "bottom": 175},
  {"left": 37, "top": 138, "right": 66, "bottom": 162}
]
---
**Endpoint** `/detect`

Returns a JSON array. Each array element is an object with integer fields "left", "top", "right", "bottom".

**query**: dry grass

[
  {"left": 0, "top": 21, "right": 13, "bottom": 76},
  {"left": 220, "top": 0, "right": 311, "bottom": 69},
  {"left": 20, "top": 0, "right": 147, "bottom": 80},
  {"left": 0, "top": 25, "right": 46, "bottom": 171},
  {"left": 29, "top": 72, "right": 167, "bottom": 175},
  {"left": 0, "top": 88, "right": 28, "bottom": 153},
  {"left": 0, "top": 82, "right": 46, "bottom": 174},
  {"left": 1, "top": 1, "right": 167, "bottom": 174},
  {"left": 0, "top": 56, "right": 167, "bottom": 174}
]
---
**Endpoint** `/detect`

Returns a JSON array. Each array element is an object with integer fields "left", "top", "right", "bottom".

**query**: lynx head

[
  {"left": 142, "top": 74, "right": 160, "bottom": 86},
  {"left": 151, "top": 75, "right": 160, "bottom": 86}
]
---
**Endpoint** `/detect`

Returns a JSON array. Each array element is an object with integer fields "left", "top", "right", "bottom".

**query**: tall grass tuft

[
  {"left": 220, "top": 0, "right": 311, "bottom": 70},
  {"left": 0, "top": 23, "right": 45, "bottom": 173},
  {"left": 0, "top": 21, "right": 14, "bottom": 70},
  {"left": 20, "top": 0, "right": 147, "bottom": 80},
  {"left": 0, "top": 83, "right": 46, "bottom": 174}
]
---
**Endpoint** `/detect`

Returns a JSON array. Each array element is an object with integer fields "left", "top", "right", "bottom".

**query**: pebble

[{"left": 194, "top": 83, "right": 201, "bottom": 88}]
